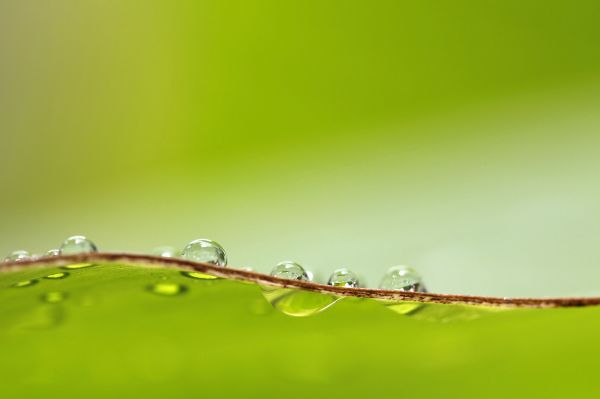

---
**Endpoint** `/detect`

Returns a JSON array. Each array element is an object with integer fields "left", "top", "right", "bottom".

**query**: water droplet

[
  {"left": 46, "top": 249, "right": 60, "bottom": 256},
  {"left": 327, "top": 268, "right": 359, "bottom": 288},
  {"left": 181, "top": 239, "right": 227, "bottom": 266},
  {"left": 44, "top": 272, "right": 70, "bottom": 280},
  {"left": 261, "top": 286, "right": 340, "bottom": 317},
  {"left": 4, "top": 250, "right": 30, "bottom": 262},
  {"left": 152, "top": 246, "right": 179, "bottom": 258},
  {"left": 270, "top": 261, "right": 309, "bottom": 280},
  {"left": 181, "top": 271, "right": 218, "bottom": 280},
  {"left": 41, "top": 291, "right": 67, "bottom": 303},
  {"left": 379, "top": 266, "right": 424, "bottom": 292},
  {"left": 147, "top": 282, "right": 187, "bottom": 296},
  {"left": 59, "top": 235, "right": 98, "bottom": 255},
  {"left": 61, "top": 263, "right": 94, "bottom": 270},
  {"left": 12, "top": 279, "right": 38, "bottom": 288}
]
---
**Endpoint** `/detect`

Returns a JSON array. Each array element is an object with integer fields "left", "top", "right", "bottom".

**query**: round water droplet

[
  {"left": 327, "top": 268, "right": 359, "bottom": 288},
  {"left": 379, "top": 266, "right": 423, "bottom": 292},
  {"left": 12, "top": 279, "right": 38, "bottom": 288},
  {"left": 44, "top": 272, "right": 70, "bottom": 280},
  {"left": 181, "top": 271, "right": 218, "bottom": 280},
  {"left": 61, "top": 263, "right": 94, "bottom": 270},
  {"left": 59, "top": 235, "right": 98, "bottom": 255},
  {"left": 147, "top": 282, "right": 187, "bottom": 296},
  {"left": 42, "top": 291, "right": 67, "bottom": 303},
  {"left": 181, "top": 239, "right": 227, "bottom": 266},
  {"left": 4, "top": 250, "right": 30, "bottom": 262},
  {"left": 270, "top": 261, "right": 309, "bottom": 281},
  {"left": 152, "top": 246, "right": 179, "bottom": 258},
  {"left": 46, "top": 249, "right": 60, "bottom": 257}
]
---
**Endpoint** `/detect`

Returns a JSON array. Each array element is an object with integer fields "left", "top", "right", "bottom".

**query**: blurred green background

[{"left": 2, "top": 0, "right": 600, "bottom": 297}]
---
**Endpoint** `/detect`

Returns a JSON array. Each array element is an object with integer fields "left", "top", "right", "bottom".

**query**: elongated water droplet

[
  {"left": 42, "top": 291, "right": 67, "bottom": 303},
  {"left": 181, "top": 271, "right": 219, "bottom": 280},
  {"left": 152, "top": 246, "right": 179, "bottom": 258},
  {"left": 4, "top": 250, "right": 30, "bottom": 262},
  {"left": 327, "top": 268, "right": 359, "bottom": 287},
  {"left": 46, "top": 249, "right": 60, "bottom": 257},
  {"left": 12, "top": 279, "right": 38, "bottom": 288},
  {"left": 270, "top": 261, "right": 309, "bottom": 280},
  {"left": 59, "top": 235, "right": 97, "bottom": 255},
  {"left": 147, "top": 282, "right": 187, "bottom": 296},
  {"left": 261, "top": 286, "right": 340, "bottom": 317},
  {"left": 44, "top": 272, "right": 69, "bottom": 280},
  {"left": 181, "top": 239, "right": 227, "bottom": 266},
  {"left": 61, "top": 263, "right": 94, "bottom": 270},
  {"left": 379, "top": 266, "right": 424, "bottom": 292}
]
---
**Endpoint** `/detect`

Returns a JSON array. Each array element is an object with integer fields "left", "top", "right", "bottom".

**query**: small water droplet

[
  {"left": 147, "top": 282, "right": 187, "bottom": 296},
  {"left": 181, "top": 239, "right": 227, "bottom": 266},
  {"left": 42, "top": 291, "right": 67, "bottom": 303},
  {"left": 181, "top": 271, "right": 218, "bottom": 280},
  {"left": 61, "top": 263, "right": 94, "bottom": 270},
  {"left": 12, "top": 279, "right": 38, "bottom": 288},
  {"left": 4, "top": 250, "right": 30, "bottom": 262},
  {"left": 44, "top": 272, "right": 70, "bottom": 280},
  {"left": 59, "top": 235, "right": 98, "bottom": 255},
  {"left": 379, "top": 266, "right": 424, "bottom": 292},
  {"left": 270, "top": 261, "right": 309, "bottom": 280},
  {"left": 327, "top": 268, "right": 359, "bottom": 288},
  {"left": 46, "top": 249, "right": 60, "bottom": 256},
  {"left": 152, "top": 246, "right": 179, "bottom": 258}
]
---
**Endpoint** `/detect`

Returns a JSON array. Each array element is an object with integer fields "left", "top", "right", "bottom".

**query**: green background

[{"left": 2, "top": 0, "right": 600, "bottom": 297}]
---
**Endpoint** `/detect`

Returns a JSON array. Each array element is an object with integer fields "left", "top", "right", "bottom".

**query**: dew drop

[
  {"left": 147, "top": 282, "right": 187, "bottom": 296},
  {"left": 270, "top": 261, "right": 309, "bottom": 281},
  {"left": 4, "top": 250, "right": 30, "bottom": 262},
  {"left": 181, "top": 239, "right": 227, "bottom": 266},
  {"left": 61, "top": 263, "right": 94, "bottom": 270},
  {"left": 44, "top": 272, "right": 70, "bottom": 280},
  {"left": 42, "top": 291, "right": 67, "bottom": 303},
  {"left": 181, "top": 271, "right": 219, "bottom": 280},
  {"left": 327, "top": 268, "right": 359, "bottom": 288},
  {"left": 46, "top": 249, "right": 60, "bottom": 257},
  {"left": 59, "top": 235, "right": 98, "bottom": 255},
  {"left": 152, "top": 246, "right": 179, "bottom": 258},
  {"left": 261, "top": 286, "right": 340, "bottom": 317},
  {"left": 379, "top": 266, "right": 424, "bottom": 292},
  {"left": 12, "top": 279, "right": 38, "bottom": 288}
]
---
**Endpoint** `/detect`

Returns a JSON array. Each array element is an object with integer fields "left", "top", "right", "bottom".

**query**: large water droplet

[
  {"left": 59, "top": 235, "right": 98, "bottom": 255},
  {"left": 42, "top": 291, "right": 67, "bottom": 303},
  {"left": 12, "top": 279, "right": 38, "bottom": 288},
  {"left": 270, "top": 261, "right": 309, "bottom": 280},
  {"left": 379, "top": 266, "right": 424, "bottom": 292},
  {"left": 44, "top": 272, "right": 70, "bottom": 280},
  {"left": 152, "top": 246, "right": 179, "bottom": 258},
  {"left": 181, "top": 239, "right": 227, "bottom": 266},
  {"left": 181, "top": 271, "right": 219, "bottom": 280},
  {"left": 4, "top": 250, "right": 30, "bottom": 262},
  {"left": 261, "top": 286, "right": 340, "bottom": 317},
  {"left": 147, "top": 282, "right": 187, "bottom": 296},
  {"left": 327, "top": 268, "right": 359, "bottom": 287}
]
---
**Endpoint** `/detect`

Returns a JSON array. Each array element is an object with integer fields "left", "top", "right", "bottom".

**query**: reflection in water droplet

[
  {"left": 46, "top": 249, "right": 60, "bottom": 257},
  {"left": 42, "top": 291, "right": 67, "bottom": 303},
  {"left": 380, "top": 300, "right": 423, "bottom": 315},
  {"left": 4, "top": 250, "right": 30, "bottom": 262},
  {"left": 181, "top": 271, "right": 218, "bottom": 280},
  {"left": 261, "top": 286, "right": 340, "bottom": 317},
  {"left": 44, "top": 272, "right": 70, "bottom": 280},
  {"left": 12, "top": 279, "right": 39, "bottom": 288},
  {"left": 59, "top": 235, "right": 98, "bottom": 255},
  {"left": 327, "top": 268, "right": 359, "bottom": 287},
  {"left": 270, "top": 261, "right": 309, "bottom": 281},
  {"left": 181, "top": 239, "right": 227, "bottom": 266},
  {"left": 148, "top": 283, "right": 187, "bottom": 296},
  {"left": 380, "top": 300, "right": 507, "bottom": 322},
  {"left": 379, "top": 266, "right": 424, "bottom": 292},
  {"left": 152, "top": 246, "right": 179, "bottom": 258},
  {"left": 61, "top": 263, "right": 94, "bottom": 270}
]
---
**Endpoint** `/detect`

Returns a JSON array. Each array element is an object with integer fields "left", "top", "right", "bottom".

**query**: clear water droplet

[
  {"left": 152, "top": 246, "right": 179, "bottom": 258},
  {"left": 42, "top": 291, "right": 67, "bottom": 303},
  {"left": 61, "top": 263, "right": 94, "bottom": 270},
  {"left": 270, "top": 261, "right": 309, "bottom": 280},
  {"left": 46, "top": 249, "right": 60, "bottom": 257},
  {"left": 44, "top": 272, "right": 70, "bottom": 280},
  {"left": 181, "top": 239, "right": 227, "bottom": 266},
  {"left": 4, "top": 250, "right": 30, "bottom": 262},
  {"left": 327, "top": 268, "right": 359, "bottom": 288},
  {"left": 379, "top": 266, "right": 424, "bottom": 292},
  {"left": 147, "top": 282, "right": 187, "bottom": 296},
  {"left": 12, "top": 279, "right": 38, "bottom": 288},
  {"left": 59, "top": 235, "right": 98, "bottom": 255},
  {"left": 181, "top": 271, "right": 218, "bottom": 280},
  {"left": 261, "top": 286, "right": 340, "bottom": 317}
]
